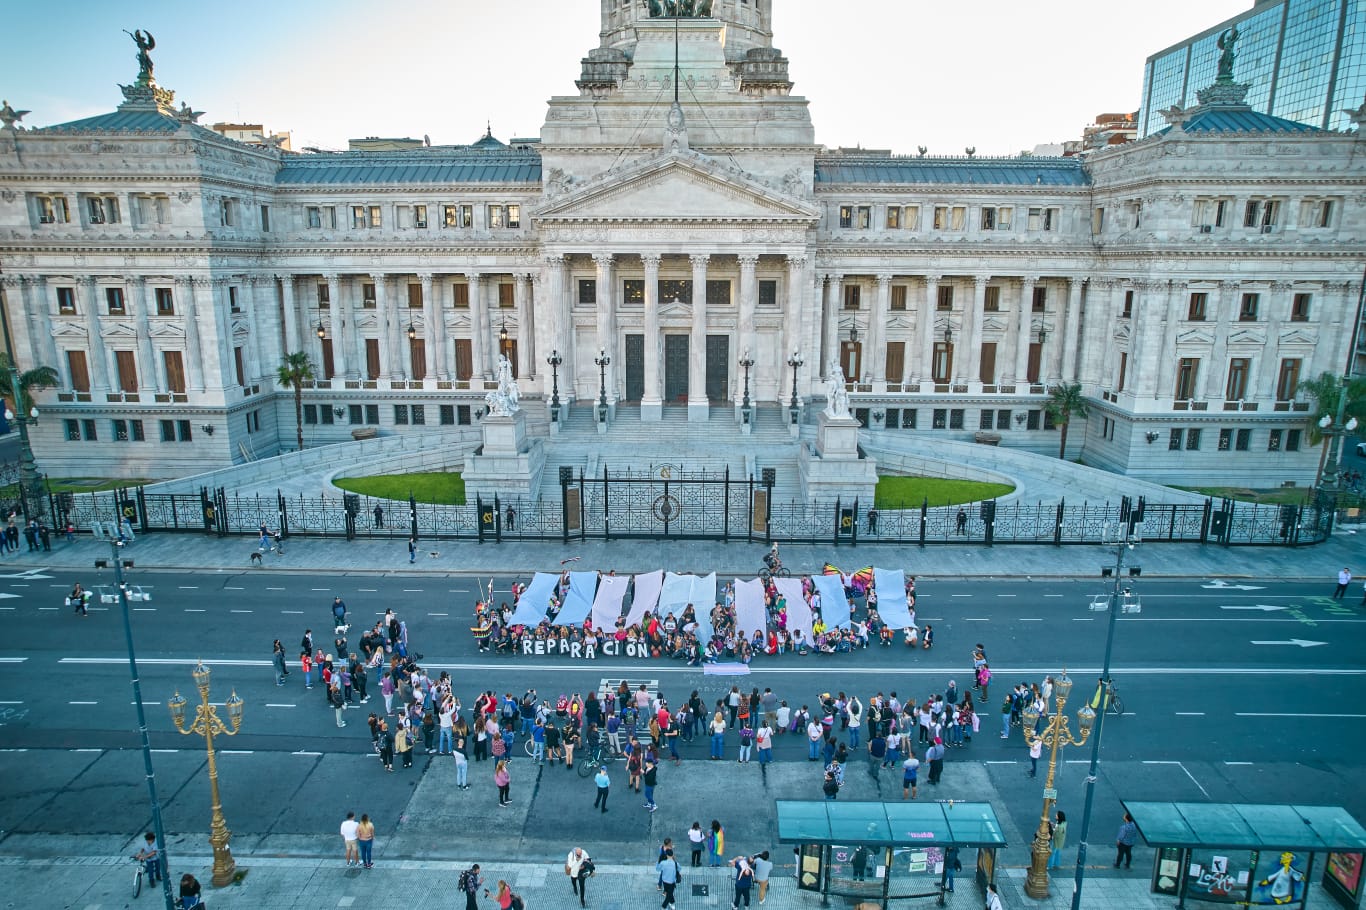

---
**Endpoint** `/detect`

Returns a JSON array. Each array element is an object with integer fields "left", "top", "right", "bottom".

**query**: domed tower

[{"left": 596, "top": 0, "right": 774, "bottom": 62}]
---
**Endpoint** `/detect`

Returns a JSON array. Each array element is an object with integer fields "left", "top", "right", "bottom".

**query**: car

[{"left": 1356, "top": 442, "right": 1366, "bottom": 457}]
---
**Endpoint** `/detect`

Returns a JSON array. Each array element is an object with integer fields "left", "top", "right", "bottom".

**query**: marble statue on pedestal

[
  {"left": 824, "top": 359, "right": 851, "bottom": 420},
  {"left": 485, "top": 355, "right": 521, "bottom": 416}
]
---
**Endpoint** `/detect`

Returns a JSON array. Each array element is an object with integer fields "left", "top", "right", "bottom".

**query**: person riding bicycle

[
  {"left": 134, "top": 831, "right": 162, "bottom": 885},
  {"left": 763, "top": 543, "right": 782, "bottom": 573},
  {"left": 178, "top": 872, "right": 203, "bottom": 908},
  {"left": 1089, "top": 677, "right": 1114, "bottom": 711}
]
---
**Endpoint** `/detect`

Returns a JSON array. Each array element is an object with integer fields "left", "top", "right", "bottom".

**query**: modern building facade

[
  {"left": 1139, "top": 0, "right": 1366, "bottom": 136},
  {"left": 0, "top": 0, "right": 1362, "bottom": 488}
]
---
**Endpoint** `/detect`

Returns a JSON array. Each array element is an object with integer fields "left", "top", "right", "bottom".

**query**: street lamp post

[
  {"left": 1021, "top": 671, "right": 1095, "bottom": 898},
  {"left": 0, "top": 290, "right": 46, "bottom": 519},
  {"left": 786, "top": 351, "right": 803, "bottom": 423},
  {"left": 595, "top": 348, "right": 611, "bottom": 423},
  {"left": 739, "top": 349, "right": 755, "bottom": 425},
  {"left": 167, "top": 662, "right": 244, "bottom": 888},
  {"left": 546, "top": 350, "right": 563, "bottom": 422},
  {"left": 1318, "top": 376, "right": 1357, "bottom": 494}
]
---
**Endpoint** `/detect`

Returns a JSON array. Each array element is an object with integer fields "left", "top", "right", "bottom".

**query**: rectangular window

[
  {"left": 902, "top": 205, "right": 919, "bottom": 230},
  {"left": 1026, "top": 343, "right": 1042, "bottom": 384},
  {"left": 163, "top": 350, "right": 186, "bottom": 394},
  {"left": 67, "top": 350, "right": 90, "bottom": 393},
  {"left": 368, "top": 205, "right": 381, "bottom": 228},
  {"left": 1187, "top": 292, "right": 1208, "bottom": 321},
  {"left": 1236, "top": 429, "right": 1251, "bottom": 451},
  {"left": 452, "top": 283, "right": 469, "bottom": 308},
  {"left": 259, "top": 205, "right": 270, "bottom": 231},
  {"left": 498, "top": 283, "right": 514, "bottom": 308},
  {"left": 885, "top": 342, "right": 905, "bottom": 383},
  {"left": 410, "top": 339, "right": 427, "bottom": 381},
  {"left": 365, "top": 339, "right": 380, "bottom": 380},
  {"left": 843, "top": 284, "right": 861, "bottom": 310},
  {"left": 1276, "top": 359, "right": 1301, "bottom": 401},
  {"left": 487, "top": 205, "right": 505, "bottom": 229},
  {"left": 362, "top": 283, "right": 376, "bottom": 309},
  {"left": 659, "top": 279, "right": 692, "bottom": 303},
  {"left": 758, "top": 280, "right": 777, "bottom": 307},
  {"left": 454, "top": 339, "right": 472, "bottom": 381},
  {"left": 885, "top": 206, "right": 901, "bottom": 229},
  {"left": 443, "top": 205, "right": 457, "bottom": 227},
  {"left": 220, "top": 198, "right": 234, "bottom": 226},
  {"left": 949, "top": 409, "right": 964, "bottom": 430},
  {"left": 412, "top": 205, "right": 427, "bottom": 229},
  {"left": 932, "top": 342, "right": 953, "bottom": 383},
  {"left": 57, "top": 287, "right": 77, "bottom": 314},
  {"left": 246, "top": 410, "right": 260, "bottom": 434},
  {"left": 34, "top": 194, "right": 70, "bottom": 224},
  {"left": 113, "top": 419, "right": 129, "bottom": 441},
  {"left": 228, "top": 285, "right": 240, "bottom": 313},
  {"left": 440, "top": 404, "right": 455, "bottom": 425},
  {"left": 320, "top": 405, "right": 334, "bottom": 425},
  {"left": 623, "top": 280, "right": 645, "bottom": 304},
  {"left": 706, "top": 279, "right": 731, "bottom": 306},
  {"left": 320, "top": 339, "right": 334, "bottom": 379},
  {"left": 82, "top": 418, "right": 98, "bottom": 441},
  {"left": 1226, "top": 358, "right": 1250, "bottom": 400},
  {"left": 997, "top": 410, "right": 1012, "bottom": 430},
  {"left": 351, "top": 206, "right": 367, "bottom": 229},
  {"left": 981, "top": 207, "right": 996, "bottom": 230},
  {"left": 1239, "top": 293, "right": 1259, "bottom": 321},
  {"left": 86, "top": 195, "right": 120, "bottom": 225},
  {"left": 1174, "top": 357, "right": 1200, "bottom": 400},
  {"left": 306, "top": 206, "right": 322, "bottom": 229},
  {"left": 365, "top": 404, "right": 379, "bottom": 424},
  {"left": 317, "top": 283, "right": 330, "bottom": 307},
  {"left": 1028, "top": 207, "right": 1057, "bottom": 231},
  {"left": 885, "top": 409, "right": 900, "bottom": 429},
  {"left": 232, "top": 346, "right": 245, "bottom": 388},
  {"left": 1244, "top": 199, "right": 1279, "bottom": 229},
  {"left": 1291, "top": 293, "right": 1311, "bottom": 322},
  {"left": 1193, "top": 197, "right": 1227, "bottom": 229},
  {"left": 901, "top": 409, "right": 918, "bottom": 429},
  {"left": 1219, "top": 428, "right": 1233, "bottom": 451},
  {"left": 980, "top": 206, "right": 1012, "bottom": 230},
  {"left": 115, "top": 349, "right": 139, "bottom": 393},
  {"left": 349, "top": 404, "right": 364, "bottom": 425},
  {"left": 890, "top": 285, "right": 907, "bottom": 311},
  {"left": 1169, "top": 428, "right": 1183, "bottom": 450},
  {"left": 105, "top": 286, "right": 125, "bottom": 314},
  {"left": 1027, "top": 410, "right": 1041, "bottom": 430},
  {"left": 1043, "top": 411, "right": 1056, "bottom": 430},
  {"left": 1032, "top": 285, "right": 1047, "bottom": 313},
  {"left": 393, "top": 405, "right": 409, "bottom": 425},
  {"left": 457, "top": 405, "right": 472, "bottom": 425},
  {"left": 1092, "top": 207, "right": 1105, "bottom": 233},
  {"left": 980, "top": 409, "right": 995, "bottom": 430},
  {"left": 411, "top": 405, "right": 425, "bottom": 425},
  {"left": 65, "top": 418, "right": 80, "bottom": 441},
  {"left": 839, "top": 205, "right": 853, "bottom": 229},
  {"left": 1286, "top": 429, "right": 1301, "bottom": 451},
  {"left": 932, "top": 408, "right": 947, "bottom": 429},
  {"left": 979, "top": 342, "right": 996, "bottom": 385},
  {"left": 154, "top": 287, "right": 174, "bottom": 315},
  {"left": 1116, "top": 351, "right": 1128, "bottom": 392},
  {"left": 1185, "top": 428, "right": 1201, "bottom": 451},
  {"left": 407, "top": 284, "right": 423, "bottom": 309},
  {"left": 159, "top": 419, "right": 192, "bottom": 442},
  {"left": 856, "top": 206, "right": 871, "bottom": 229},
  {"left": 1268, "top": 429, "right": 1283, "bottom": 451},
  {"left": 936, "top": 285, "right": 954, "bottom": 311},
  {"left": 304, "top": 404, "right": 318, "bottom": 425},
  {"left": 984, "top": 286, "right": 1001, "bottom": 312},
  {"left": 1121, "top": 290, "right": 1133, "bottom": 318},
  {"left": 578, "top": 279, "right": 597, "bottom": 305}
]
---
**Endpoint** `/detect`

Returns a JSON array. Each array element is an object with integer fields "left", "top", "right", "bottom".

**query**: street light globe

[
  {"left": 2, "top": 410, "right": 10, "bottom": 421},
  {"left": 1076, "top": 704, "right": 1096, "bottom": 733},
  {"left": 192, "top": 661, "right": 211, "bottom": 691},
  {"left": 1054, "top": 672, "right": 1073, "bottom": 701},
  {"left": 1319, "top": 415, "right": 1333, "bottom": 429},
  {"left": 225, "top": 690, "right": 244, "bottom": 729},
  {"left": 167, "top": 690, "right": 188, "bottom": 729},
  {"left": 1348, "top": 417, "right": 1359, "bottom": 431},
  {"left": 1023, "top": 703, "right": 1041, "bottom": 728}
]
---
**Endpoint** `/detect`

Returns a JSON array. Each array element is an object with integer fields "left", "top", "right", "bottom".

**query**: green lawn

[
  {"left": 875, "top": 476, "right": 1015, "bottom": 509},
  {"left": 1176, "top": 485, "right": 1321, "bottom": 506},
  {"left": 334, "top": 472, "right": 466, "bottom": 505},
  {"left": 44, "top": 478, "right": 155, "bottom": 493}
]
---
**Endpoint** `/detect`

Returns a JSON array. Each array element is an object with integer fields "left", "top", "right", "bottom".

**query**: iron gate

[{"left": 561, "top": 465, "right": 775, "bottom": 541}]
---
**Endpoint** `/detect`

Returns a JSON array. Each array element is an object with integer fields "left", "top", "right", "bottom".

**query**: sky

[{"left": 0, "top": 0, "right": 1252, "bottom": 156}]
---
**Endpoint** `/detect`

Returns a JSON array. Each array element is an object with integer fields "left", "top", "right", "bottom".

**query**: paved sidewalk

[
  {"left": 11, "top": 524, "right": 1366, "bottom": 581},
  {"left": 2, "top": 844, "right": 1344, "bottom": 910}
]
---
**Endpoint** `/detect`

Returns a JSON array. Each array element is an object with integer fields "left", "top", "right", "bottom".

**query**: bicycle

[
  {"left": 130, "top": 855, "right": 148, "bottom": 898},
  {"left": 576, "top": 746, "right": 610, "bottom": 778},
  {"left": 1089, "top": 679, "right": 1124, "bottom": 717},
  {"left": 758, "top": 560, "right": 790, "bottom": 581}
]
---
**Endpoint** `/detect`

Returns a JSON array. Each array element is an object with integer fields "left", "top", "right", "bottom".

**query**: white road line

[
  {"left": 1043, "top": 594, "right": 1064, "bottom": 598},
  {"left": 266, "top": 704, "right": 296, "bottom": 708},
  {"left": 985, "top": 761, "right": 1016, "bottom": 764},
  {"left": 225, "top": 586, "right": 245, "bottom": 591},
  {"left": 1174, "top": 712, "right": 1206, "bottom": 716},
  {"left": 951, "top": 594, "right": 972, "bottom": 598},
  {"left": 230, "top": 609, "right": 253, "bottom": 614},
  {"left": 1224, "top": 761, "right": 1254, "bottom": 766},
  {"left": 221, "top": 750, "right": 254, "bottom": 755},
  {"left": 178, "top": 586, "right": 199, "bottom": 590},
  {"left": 282, "top": 610, "right": 304, "bottom": 614},
  {"left": 133, "top": 608, "right": 155, "bottom": 612},
  {"left": 963, "top": 618, "right": 989, "bottom": 622},
  {"left": 358, "top": 589, "right": 378, "bottom": 593},
  {"left": 60, "top": 657, "right": 271, "bottom": 667},
  {"left": 403, "top": 589, "right": 423, "bottom": 593},
  {"left": 1019, "top": 618, "right": 1043, "bottom": 622},
  {"left": 1143, "top": 760, "right": 1180, "bottom": 765},
  {"left": 996, "top": 594, "right": 1017, "bottom": 598},
  {"left": 0, "top": 748, "right": 28, "bottom": 752},
  {"left": 1072, "top": 618, "right": 1094, "bottom": 622},
  {"left": 267, "top": 587, "right": 286, "bottom": 591},
  {"left": 9, "top": 584, "right": 28, "bottom": 587},
  {"left": 1180, "top": 761, "right": 1211, "bottom": 798},
  {"left": 1236, "top": 712, "right": 1366, "bottom": 718},
  {"left": 294, "top": 750, "right": 323, "bottom": 756},
  {"left": 151, "top": 749, "right": 178, "bottom": 754},
  {"left": 0, "top": 700, "right": 23, "bottom": 704},
  {"left": 38, "top": 607, "right": 56, "bottom": 611},
  {"left": 185, "top": 608, "right": 206, "bottom": 613},
  {"left": 0, "top": 607, "right": 13, "bottom": 611},
  {"left": 69, "top": 701, "right": 97, "bottom": 705},
  {"left": 72, "top": 748, "right": 101, "bottom": 753},
  {"left": 428, "top": 612, "right": 448, "bottom": 617},
  {"left": 134, "top": 701, "right": 162, "bottom": 706},
  {"left": 0, "top": 658, "right": 27, "bottom": 663}
]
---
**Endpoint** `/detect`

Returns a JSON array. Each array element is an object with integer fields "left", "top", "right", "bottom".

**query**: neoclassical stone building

[{"left": 0, "top": 0, "right": 1362, "bottom": 486}]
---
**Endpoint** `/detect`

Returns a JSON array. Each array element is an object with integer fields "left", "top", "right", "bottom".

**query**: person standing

[
  {"left": 657, "top": 847, "right": 680, "bottom": 910},
  {"left": 408, "top": 537, "right": 417, "bottom": 564},
  {"left": 458, "top": 864, "right": 483, "bottom": 910},
  {"left": 494, "top": 759, "right": 511, "bottom": 806},
  {"left": 643, "top": 758, "right": 658, "bottom": 811},
  {"left": 755, "top": 722, "right": 773, "bottom": 767},
  {"left": 395, "top": 724, "right": 413, "bottom": 769},
  {"left": 373, "top": 504, "right": 384, "bottom": 529},
  {"left": 926, "top": 737, "right": 946, "bottom": 785},
  {"left": 731, "top": 854, "right": 755, "bottom": 909},
  {"left": 985, "top": 882, "right": 1004, "bottom": 910},
  {"left": 753, "top": 850, "right": 773, "bottom": 905},
  {"left": 566, "top": 846, "right": 593, "bottom": 907},
  {"left": 356, "top": 813, "right": 375, "bottom": 869},
  {"left": 378, "top": 719, "right": 394, "bottom": 771},
  {"left": 339, "top": 811, "right": 360, "bottom": 868},
  {"left": 941, "top": 844, "right": 959, "bottom": 894},
  {"left": 902, "top": 752, "right": 920, "bottom": 799},
  {"left": 1334, "top": 567, "right": 1353, "bottom": 599},
  {"left": 1115, "top": 811, "right": 1138, "bottom": 869},
  {"left": 272, "top": 639, "right": 288, "bottom": 686},
  {"left": 453, "top": 725, "right": 470, "bottom": 790},
  {"left": 708, "top": 820, "right": 725, "bottom": 867},
  {"left": 689, "top": 822, "right": 706, "bottom": 867},
  {"left": 806, "top": 717, "right": 823, "bottom": 761},
  {"left": 594, "top": 764, "right": 611, "bottom": 813},
  {"left": 709, "top": 711, "right": 727, "bottom": 760},
  {"left": 1028, "top": 737, "right": 1042, "bottom": 778},
  {"left": 1048, "top": 810, "right": 1068, "bottom": 871},
  {"left": 329, "top": 681, "right": 347, "bottom": 728}
]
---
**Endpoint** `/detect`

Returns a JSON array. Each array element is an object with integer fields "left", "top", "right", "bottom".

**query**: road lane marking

[
  {"left": 221, "top": 750, "right": 254, "bottom": 755},
  {"left": 72, "top": 748, "right": 101, "bottom": 752},
  {"left": 294, "top": 750, "right": 323, "bottom": 756},
  {"left": 1043, "top": 594, "right": 1064, "bottom": 598},
  {"left": 0, "top": 607, "right": 13, "bottom": 611},
  {"left": 0, "top": 700, "right": 23, "bottom": 704},
  {"left": 133, "top": 608, "right": 155, "bottom": 612},
  {"left": 69, "top": 701, "right": 97, "bottom": 705},
  {"left": 266, "top": 704, "right": 296, "bottom": 708},
  {"left": 1180, "top": 761, "right": 1211, "bottom": 798},
  {"left": 403, "top": 589, "right": 423, "bottom": 593},
  {"left": 358, "top": 589, "right": 378, "bottom": 593},
  {"left": 0, "top": 658, "right": 27, "bottom": 663},
  {"left": 1225, "top": 761, "right": 1254, "bottom": 765},
  {"left": 1175, "top": 712, "right": 1205, "bottom": 716},
  {"left": 178, "top": 586, "right": 199, "bottom": 590},
  {"left": 963, "top": 618, "right": 989, "bottom": 622},
  {"left": 267, "top": 587, "right": 286, "bottom": 591},
  {"left": 225, "top": 586, "right": 245, "bottom": 591},
  {"left": 996, "top": 594, "right": 1017, "bottom": 598},
  {"left": 185, "top": 608, "right": 206, "bottom": 613},
  {"left": 1237, "top": 712, "right": 1366, "bottom": 718},
  {"left": 38, "top": 607, "right": 56, "bottom": 611},
  {"left": 428, "top": 612, "right": 448, "bottom": 617},
  {"left": 1072, "top": 618, "right": 1094, "bottom": 621},
  {"left": 151, "top": 749, "right": 178, "bottom": 753},
  {"left": 1143, "top": 760, "right": 1179, "bottom": 764},
  {"left": 230, "top": 609, "right": 253, "bottom": 614},
  {"left": 1019, "top": 618, "right": 1043, "bottom": 622},
  {"left": 951, "top": 594, "right": 972, "bottom": 598},
  {"left": 282, "top": 610, "right": 304, "bottom": 614},
  {"left": 134, "top": 701, "right": 162, "bottom": 706}
]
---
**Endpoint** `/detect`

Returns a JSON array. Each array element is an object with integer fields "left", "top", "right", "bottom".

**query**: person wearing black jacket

[{"left": 378, "top": 719, "right": 395, "bottom": 772}]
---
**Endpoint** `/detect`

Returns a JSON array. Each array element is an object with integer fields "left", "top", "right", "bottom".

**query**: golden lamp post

[
  {"left": 1021, "top": 670, "right": 1095, "bottom": 900},
  {"left": 167, "top": 662, "right": 244, "bottom": 888}
]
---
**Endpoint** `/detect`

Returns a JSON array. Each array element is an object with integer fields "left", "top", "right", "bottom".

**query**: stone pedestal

[
  {"left": 641, "top": 399, "right": 663, "bottom": 422},
  {"left": 799, "top": 411, "right": 878, "bottom": 502},
  {"left": 463, "top": 410, "right": 546, "bottom": 498},
  {"left": 688, "top": 400, "right": 710, "bottom": 422}
]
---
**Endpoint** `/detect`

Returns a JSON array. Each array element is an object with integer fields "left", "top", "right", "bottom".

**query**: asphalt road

[{"left": 2, "top": 568, "right": 1363, "bottom": 861}]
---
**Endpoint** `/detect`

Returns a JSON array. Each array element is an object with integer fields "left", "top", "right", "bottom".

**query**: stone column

[
  {"left": 78, "top": 277, "right": 110, "bottom": 391},
  {"left": 253, "top": 276, "right": 282, "bottom": 387},
  {"left": 129, "top": 276, "right": 160, "bottom": 393},
  {"left": 21, "top": 277, "right": 61, "bottom": 379},
  {"left": 785, "top": 256, "right": 808, "bottom": 399},
  {"left": 688, "top": 254, "right": 710, "bottom": 420},
  {"left": 324, "top": 274, "right": 347, "bottom": 379},
  {"left": 212, "top": 278, "right": 237, "bottom": 389},
  {"left": 1076, "top": 279, "right": 1109, "bottom": 389},
  {"left": 1317, "top": 282, "right": 1355, "bottom": 379},
  {"left": 278, "top": 274, "right": 300, "bottom": 357},
  {"left": 594, "top": 254, "right": 615, "bottom": 400},
  {"left": 967, "top": 275, "right": 988, "bottom": 388},
  {"left": 177, "top": 277, "right": 206, "bottom": 392},
  {"left": 549, "top": 259, "right": 573, "bottom": 397},
  {"left": 920, "top": 275, "right": 940, "bottom": 390},
  {"left": 515, "top": 273, "right": 533, "bottom": 380},
  {"left": 369, "top": 272, "right": 391, "bottom": 381},
  {"left": 239, "top": 277, "right": 263, "bottom": 387},
  {"left": 432, "top": 276, "right": 451, "bottom": 381},
  {"left": 641, "top": 254, "right": 662, "bottom": 421},
  {"left": 419, "top": 273, "right": 437, "bottom": 384},
  {"left": 738, "top": 255, "right": 759, "bottom": 369},
  {"left": 1202, "top": 282, "right": 1236, "bottom": 400},
  {"left": 1151, "top": 281, "right": 1182, "bottom": 400},
  {"left": 1012, "top": 276, "right": 1036, "bottom": 385},
  {"left": 468, "top": 272, "right": 488, "bottom": 381},
  {"left": 1257, "top": 282, "right": 1289, "bottom": 401},
  {"left": 823, "top": 274, "right": 841, "bottom": 379},
  {"left": 869, "top": 273, "right": 891, "bottom": 389},
  {"left": 1060, "top": 277, "right": 1083, "bottom": 383}
]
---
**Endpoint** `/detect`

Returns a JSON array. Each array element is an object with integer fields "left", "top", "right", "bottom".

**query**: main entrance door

[
  {"left": 664, "top": 335, "right": 689, "bottom": 403},
  {"left": 706, "top": 335, "right": 729, "bottom": 402},
  {"left": 625, "top": 335, "right": 644, "bottom": 401}
]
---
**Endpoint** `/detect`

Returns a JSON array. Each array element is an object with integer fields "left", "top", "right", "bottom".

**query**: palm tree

[
  {"left": 276, "top": 352, "right": 316, "bottom": 451},
  {"left": 0, "top": 352, "right": 59, "bottom": 419},
  {"left": 1301, "top": 371, "right": 1366, "bottom": 485},
  {"left": 1044, "top": 382, "right": 1089, "bottom": 460}
]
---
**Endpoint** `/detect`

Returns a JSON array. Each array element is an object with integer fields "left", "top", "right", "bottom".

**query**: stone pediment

[
  {"left": 354, "top": 313, "right": 380, "bottom": 330},
  {"left": 1227, "top": 327, "right": 1266, "bottom": 346},
  {"left": 102, "top": 323, "right": 138, "bottom": 339},
  {"left": 980, "top": 316, "right": 1009, "bottom": 333},
  {"left": 533, "top": 151, "right": 819, "bottom": 225},
  {"left": 1278, "top": 328, "right": 1317, "bottom": 345},
  {"left": 52, "top": 322, "right": 87, "bottom": 338},
  {"left": 148, "top": 322, "right": 186, "bottom": 339},
  {"left": 886, "top": 316, "right": 913, "bottom": 330},
  {"left": 658, "top": 299, "right": 691, "bottom": 318},
  {"left": 1176, "top": 328, "right": 1215, "bottom": 346}
]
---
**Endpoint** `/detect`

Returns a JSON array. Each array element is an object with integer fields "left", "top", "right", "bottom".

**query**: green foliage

[
  {"left": 874, "top": 475, "right": 1015, "bottom": 509},
  {"left": 1300, "top": 372, "right": 1366, "bottom": 446},
  {"left": 0, "top": 352, "right": 59, "bottom": 415},
  {"left": 276, "top": 352, "right": 317, "bottom": 451},
  {"left": 334, "top": 472, "right": 466, "bottom": 506},
  {"left": 1044, "top": 382, "right": 1089, "bottom": 459}
]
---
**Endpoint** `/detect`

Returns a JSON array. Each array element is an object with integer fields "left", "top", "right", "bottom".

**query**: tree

[
  {"left": 1300, "top": 371, "right": 1366, "bottom": 485},
  {"left": 1044, "top": 382, "right": 1089, "bottom": 460},
  {"left": 0, "top": 352, "right": 59, "bottom": 418},
  {"left": 276, "top": 352, "right": 316, "bottom": 451}
]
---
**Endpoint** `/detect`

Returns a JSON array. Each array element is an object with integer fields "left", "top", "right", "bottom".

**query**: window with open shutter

[
  {"left": 410, "top": 339, "right": 427, "bottom": 381},
  {"left": 454, "top": 339, "right": 472, "bottom": 381},
  {"left": 115, "top": 350, "right": 139, "bottom": 393},
  {"left": 67, "top": 350, "right": 90, "bottom": 392},
  {"left": 365, "top": 339, "right": 381, "bottom": 380},
  {"left": 979, "top": 343, "right": 997, "bottom": 385},
  {"left": 885, "top": 342, "right": 904, "bottom": 383},
  {"left": 163, "top": 351, "right": 185, "bottom": 393}
]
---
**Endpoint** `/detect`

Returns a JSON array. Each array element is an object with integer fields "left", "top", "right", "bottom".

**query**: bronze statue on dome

[
  {"left": 1216, "top": 27, "right": 1239, "bottom": 82},
  {"left": 648, "top": 0, "right": 714, "bottom": 17},
  {"left": 125, "top": 29, "right": 156, "bottom": 84}
]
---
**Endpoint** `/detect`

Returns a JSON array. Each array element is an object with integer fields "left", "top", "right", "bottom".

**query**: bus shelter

[
  {"left": 1124, "top": 801, "right": 1366, "bottom": 909},
  {"left": 776, "top": 800, "right": 1007, "bottom": 909}
]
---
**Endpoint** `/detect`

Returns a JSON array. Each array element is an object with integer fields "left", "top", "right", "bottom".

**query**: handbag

[{"left": 582, "top": 858, "right": 596, "bottom": 876}]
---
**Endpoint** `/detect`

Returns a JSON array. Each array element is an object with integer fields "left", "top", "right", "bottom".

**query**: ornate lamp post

[
  {"left": 1021, "top": 670, "right": 1095, "bottom": 898},
  {"left": 1318, "top": 377, "right": 1357, "bottom": 494},
  {"left": 0, "top": 289, "right": 46, "bottom": 518},
  {"left": 594, "top": 348, "right": 611, "bottom": 423},
  {"left": 786, "top": 350, "right": 803, "bottom": 423},
  {"left": 546, "top": 350, "right": 563, "bottom": 422},
  {"left": 739, "top": 349, "right": 755, "bottom": 424},
  {"left": 167, "top": 663, "right": 244, "bottom": 888}
]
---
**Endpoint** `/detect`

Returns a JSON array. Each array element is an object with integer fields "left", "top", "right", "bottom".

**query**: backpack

[
  {"left": 510, "top": 894, "right": 525, "bottom": 910},
  {"left": 457, "top": 869, "right": 472, "bottom": 893}
]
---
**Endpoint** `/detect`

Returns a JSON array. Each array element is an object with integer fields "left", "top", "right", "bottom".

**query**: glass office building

[{"left": 1139, "top": 0, "right": 1366, "bottom": 136}]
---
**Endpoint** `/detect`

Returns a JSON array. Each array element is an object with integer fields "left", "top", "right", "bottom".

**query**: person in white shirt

[
  {"left": 1334, "top": 567, "right": 1352, "bottom": 600},
  {"left": 806, "top": 719, "right": 823, "bottom": 760},
  {"left": 339, "top": 811, "right": 360, "bottom": 867},
  {"left": 565, "top": 846, "right": 593, "bottom": 907}
]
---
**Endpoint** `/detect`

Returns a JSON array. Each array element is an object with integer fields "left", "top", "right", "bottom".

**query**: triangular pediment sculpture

[
  {"left": 533, "top": 151, "right": 820, "bottom": 225},
  {"left": 148, "top": 322, "right": 186, "bottom": 339},
  {"left": 1176, "top": 328, "right": 1216, "bottom": 346},
  {"left": 1278, "top": 328, "right": 1317, "bottom": 345},
  {"left": 1227, "top": 328, "right": 1265, "bottom": 346}
]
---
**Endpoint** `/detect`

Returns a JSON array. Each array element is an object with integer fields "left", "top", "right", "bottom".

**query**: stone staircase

[{"left": 528, "top": 402, "right": 806, "bottom": 503}]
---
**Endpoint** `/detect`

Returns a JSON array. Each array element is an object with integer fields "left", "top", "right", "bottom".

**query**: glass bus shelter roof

[
  {"left": 1123, "top": 802, "right": 1366, "bottom": 853},
  {"left": 776, "top": 800, "right": 1007, "bottom": 848}
]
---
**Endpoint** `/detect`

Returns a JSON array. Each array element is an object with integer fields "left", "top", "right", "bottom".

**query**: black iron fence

[{"left": 55, "top": 480, "right": 1335, "bottom": 547}]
